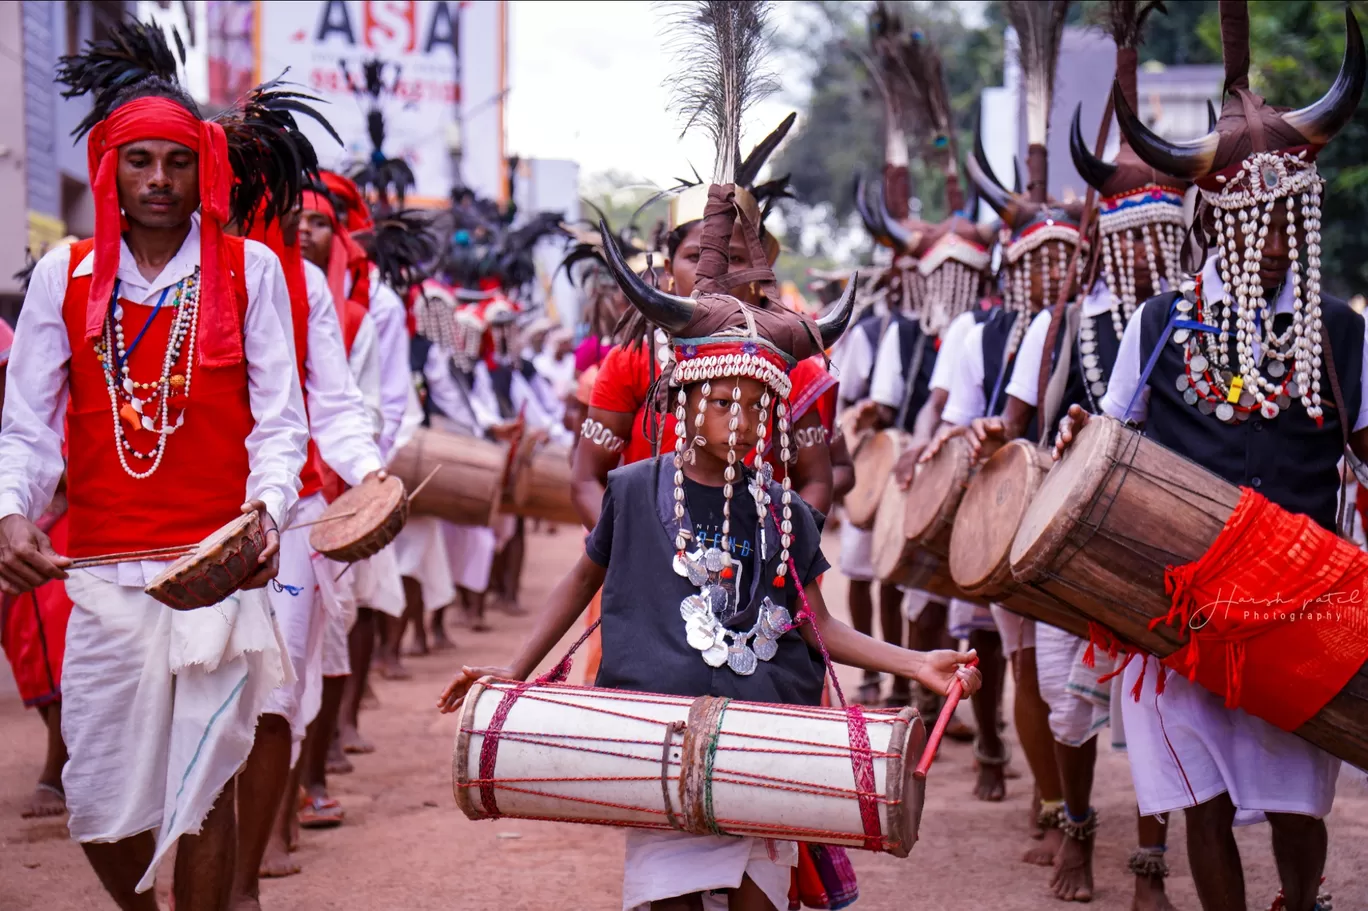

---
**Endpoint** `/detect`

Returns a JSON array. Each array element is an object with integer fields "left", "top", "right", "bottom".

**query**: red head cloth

[
  {"left": 319, "top": 171, "right": 374, "bottom": 233},
  {"left": 244, "top": 202, "right": 308, "bottom": 380},
  {"left": 85, "top": 97, "right": 237, "bottom": 366}
]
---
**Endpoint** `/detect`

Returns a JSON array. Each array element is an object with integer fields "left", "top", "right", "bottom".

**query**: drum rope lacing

[{"left": 462, "top": 533, "right": 895, "bottom": 851}]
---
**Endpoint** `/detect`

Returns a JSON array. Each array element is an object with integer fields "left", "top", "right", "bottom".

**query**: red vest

[{"left": 62, "top": 237, "right": 254, "bottom": 557}]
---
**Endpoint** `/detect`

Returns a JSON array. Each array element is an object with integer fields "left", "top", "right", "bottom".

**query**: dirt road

[{"left": 2, "top": 522, "right": 1366, "bottom": 910}]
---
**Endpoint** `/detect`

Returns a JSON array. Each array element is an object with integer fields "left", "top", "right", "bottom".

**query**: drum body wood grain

[
  {"left": 389, "top": 428, "right": 506, "bottom": 526},
  {"left": 872, "top": 476, "right": 983, "bottom": 603},
  {"left": 1008, "top": 416, "right": 1368, "bottom": 770},
  {"left": 507, "top": 436, "right": 579, "bottom": 526},
  {"left": 903, "top": 434, "right": 973, "bottom": 558},
  {"left": 847, "top": 430, "right": 908, "bottom": 530},
  {"left": 145, "top": 512, "right": 266, "bottom": 610},
  {"left": 310, "top": 474, "right": 409, "bottom": 562},
  {"left": 949, "top": 441, "right": 1083, "bottom": 629},
  {"left": 454, "top": 679, "right": 926, "bottom": 856}
]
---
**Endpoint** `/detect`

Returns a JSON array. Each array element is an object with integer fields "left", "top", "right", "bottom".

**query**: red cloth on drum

[
  {"left": 61, "top": 237, "right": 254, "bottom": 557},
  {"left": 1, "top": 512, "right": 72, "bottom": 707},
  {"left": 1155, "top": 488, "right": 1368, "bottom": 732}
]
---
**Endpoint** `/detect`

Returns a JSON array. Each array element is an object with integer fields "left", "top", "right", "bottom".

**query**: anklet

[
  {"left": 1060, "top": 807, "right": 1098, "bottom": 841},
  {"left": 1037, "top": 799, "right": 1065, "bottom": 831},
  {"left": 1127, "top": 846, "right": 1168, "bottom": 879}
]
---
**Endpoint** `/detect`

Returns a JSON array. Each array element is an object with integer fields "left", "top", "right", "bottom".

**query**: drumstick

[
  {"left": 913, "top": 657, "right": 979, "bottom": 781},
  {"left": 281, "top": 511, "right": 357, "bottom": 532},
  {"left": 68, "top": 545, "right": 196, "bottom": 569},
  {"left": 405, "top": 465, "right": 442, "bottom": 501}
]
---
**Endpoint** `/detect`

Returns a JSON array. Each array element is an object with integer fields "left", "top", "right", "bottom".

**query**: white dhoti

[
  {"left": 1120, "top": 658, "right": 1340, "bottom": 822},
  {"left": 61, "top": 571, "right": 289, "bottom": 894},
  {"left": 352, "top": 546, "right": 406, "bottom": 618},
  {"left": 444, "top": 522, "right": 496, "bottom": 594},
  {"left": 263, "top": 492, "right": 327, "bottom": 743},
  {"left": 838, "top": 521, "right": 875, "bottom": 582},
  {"left": 946, "top": 599, "right": 997, "bottom": 639},
  {"left": 990, "top": 605, "right": 1036, "bottom": 657},
  {"left": 622, "top": 830, "right": 797, "bottom": 911},
  {"left": 1035, "top": 623, "right": 1112, "bottom": 748},
  {"left": 316, "top": 550, "right": 356, "bottom": 678},
  {"left": 391, "top": 515, "right": 456, "bottom": 609}
]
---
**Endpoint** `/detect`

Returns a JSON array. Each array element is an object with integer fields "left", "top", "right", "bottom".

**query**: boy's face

[
  {"left": 684, "top": 375, "right": 769, "bottom": 463},
  {"left": 298, "top": 209, "right": 335, "bottom": 269}
]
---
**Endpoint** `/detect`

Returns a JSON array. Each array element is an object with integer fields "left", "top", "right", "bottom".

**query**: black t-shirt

[{"left": 585, "top": 457, "right": 830, "bottom": 704}]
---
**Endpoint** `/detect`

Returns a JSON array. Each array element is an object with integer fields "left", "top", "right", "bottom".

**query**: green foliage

[
  {"left": 577, "top": 169, "right": 670, "bottom": 243},
  {"left": 1235, "top": 0, "right": 1368, "bottom": 298}
]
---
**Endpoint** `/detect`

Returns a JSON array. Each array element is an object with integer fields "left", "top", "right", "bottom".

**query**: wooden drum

[
  {"left": 1008, "top": 415, "right": 1368, "bottom": 769},
  {"left": 310, "top": 474, "right": 408, "bottom": 562},
  {"left": 903, "top": 433, "right": 973, "bottom": 558},
  {"left": 847, "top": 430, "right": 909, "bottom": 530},
  {"left": 454, "top": 679, "right": 926, "bottom": 856},
  {"left": 145, "top": 512, "right": 267, "bottom": 610},
  {"left": 506, "top": 433, "right": 579, "bottom": 526},
  {"left": 871, "top": 477, "right": 982, "bottom": 603},
  {"left": 948, "top": 441, "right": 1085, "bottom": 631},
  {"left": 388, "top": 428, "right": 507, "bottom": 527}
]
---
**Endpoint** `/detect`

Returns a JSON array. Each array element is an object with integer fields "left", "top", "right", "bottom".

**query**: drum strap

[
  {"left": 773, "top": 504, "right": 885, "bottom": 851},
  {"left": 1037, "top": 303, "right": 1081, "bottom": 446},
  {"left": 893, "top": 326, "right": 928, "bottom": 430},
  {"left": 1123, "top": 294, "right": 1206, "bottom": 423},
  {"left": 475, "top": 620, "right": 602, "bottom": 818}
]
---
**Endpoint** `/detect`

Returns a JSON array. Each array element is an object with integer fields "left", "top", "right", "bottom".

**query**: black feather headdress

[
  {"left": 56, "top": 20, "right": 187, "bottom": 138},
  {"left": 341, "top": 58, "right": 416, "bottom": 209},
  {"left": 358, "top": 208, "right": 441, "bottom": 296}
]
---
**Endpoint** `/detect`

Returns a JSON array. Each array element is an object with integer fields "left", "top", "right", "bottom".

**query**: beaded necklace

[{"left": 93, "top": 268, "right": 202, "bottom": 478}]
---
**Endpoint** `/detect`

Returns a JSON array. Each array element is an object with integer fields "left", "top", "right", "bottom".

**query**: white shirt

[
  {"left": 942, "top": 321, "right": 989, "bottom": 428},
  {"left": 424, "top": 346, "right": 500, "bottom": 436},
  {"left": 1100, "top": 254, "right": 1368, "bottom": 430},
  {"left": 830, "top": 319, "right": 880, "bottom": 412},
  {"left": 471, "top": 361, "right": 574, "bottom": 447},
  {"left": 363, "top": 271, "right": 412, "bottom": 461},
  {"left": 869, "top": 321, "right": 908, "bottom": 411},
  {"left": 0, "top": 220, "right": 309, "bottom": 583},
  {"left": 929, "top": 311, "right": 979, "bottom": 394},
  {"left": 300, "top": 260, "right": 384, "bottom": 484},
  {"left": 349, "top": 312, "right": 383, "bottom": 437}
]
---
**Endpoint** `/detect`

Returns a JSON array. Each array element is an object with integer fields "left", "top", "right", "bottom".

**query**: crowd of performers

[{"left": 0, "top": 1, "right": 1366, "bottom": 910}]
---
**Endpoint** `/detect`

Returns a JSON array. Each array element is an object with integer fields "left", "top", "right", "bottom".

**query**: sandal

[{"left": 298, "top": 791, "right": 345, "bottom": 829}]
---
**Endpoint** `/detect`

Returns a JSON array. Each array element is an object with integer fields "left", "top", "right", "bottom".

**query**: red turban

[
  {"left": 85, "top": 97, "right": 238, "bottom": 366},
  {"left": 319, "top": 171, "right": 374, "bottom": 233},
  {"left": 244, "top": 202, "right": 309, "bottom": 383}
]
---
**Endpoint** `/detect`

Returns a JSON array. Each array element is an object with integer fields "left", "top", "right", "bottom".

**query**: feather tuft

[
  {"left": 1006, "top": 0, "right": 1071, "bottom": 148},
  {"left": 662, "top": 1, "right": 778, "bottom": 184},
  {"left": 56, "top": 20, "right": 187, "bottom": 138}
]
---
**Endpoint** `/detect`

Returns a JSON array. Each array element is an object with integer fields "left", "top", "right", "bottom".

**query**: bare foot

[
  {"left": 260, "top": 832, "right": 301, "bottom": 878},
  {"left": 338, "top": 724, "right": 375, "bottom": 755},
  {"left": 494, "top": 597, "right": 528, "bottom": 617},
  {"left": 377, "top": 655, "right": 412, "bottom": 681},
  {"left": 1025, "top": 828, "right": 1064, "bottom": 866},
  {"left": 326, "top": 738, "right": 354, "bottom": 775},
  {"left": 1050, "top": 832, "right": 1095, "bottom": 901},
  {"left": 974, "top": 762, "right": 1006, "bottom": 801},
  {"left": 1131, "top": 875, "right": 1176, "bottom": 911},
  {"left": 429, "top": 631, "right": 457, "bottom": 652},
  {"left": 360, "top": 682, "right": 380, "bottom": 710},
  {"left": 230, "top": 896, "right": 263, "bottom": 911},
  {"left": 21, "top": 782, "right": 66, "bottom": 819},
  {"left": 463, "top": 609, "right": 492, "bottom": 633},
  {"left": 403, "top": 640, "right": 431, "bottom": 657}
]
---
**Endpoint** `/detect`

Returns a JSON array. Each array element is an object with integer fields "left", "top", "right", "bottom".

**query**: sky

[{"left": 505, "top": 1, "right": 808, "bottom": 191}]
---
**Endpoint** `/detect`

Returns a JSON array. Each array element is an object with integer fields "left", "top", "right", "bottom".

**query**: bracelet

[
  {"left": 794, "top": 426, "right": 829, "bottom": 450},
  {"left": 580, "top": 418, "right": 625, "bottom": 453}
]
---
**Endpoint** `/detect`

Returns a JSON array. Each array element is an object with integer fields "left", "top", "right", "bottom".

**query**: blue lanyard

[
  {"left": 1123, "top": 293, "right": 1221, "bottom": 421},
  {"left": 114, "top": 281, "right": 174, "bottom": 373}
]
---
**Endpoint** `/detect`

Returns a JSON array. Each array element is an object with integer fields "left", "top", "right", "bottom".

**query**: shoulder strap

[
  {"left": 893, "top": 327, "right": 927, "bottom": 428},
  {"left": 1037, "top": 303, "right": 1080, "bottom": 445}
]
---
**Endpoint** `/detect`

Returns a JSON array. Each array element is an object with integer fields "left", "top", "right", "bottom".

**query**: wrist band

[{"left": 580, "top": 418, "right": 625, "bottom": 453}]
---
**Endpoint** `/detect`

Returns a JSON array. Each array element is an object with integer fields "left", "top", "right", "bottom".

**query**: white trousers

[
  {"left": 62, "top": 571, "right": 289, "bottom": 893},
  {"left": 838, "top": 522, "right": 875, "bottom": 581},
  {"left": 392, "top": 515, "right": 456, "bottom": 609},
  {"left": 990, "top": 605, "right": 1036, "bottom": 657},
  {"left": 444, "top": 521, "right": 496, "bottom": 594},
  {"left": 1120, "top": 658, "right": 1340, "bottom": 823}
]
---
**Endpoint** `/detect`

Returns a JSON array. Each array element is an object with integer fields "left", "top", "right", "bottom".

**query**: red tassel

[
  {"left": 773, "top": 574, "right": 786, "bottom": 588},
  {"left": 1082, "top": 641, "right": 1097, "bottom": 669},
  {"left": 721, "top": 566, "right": 734, "bottom": 579}
]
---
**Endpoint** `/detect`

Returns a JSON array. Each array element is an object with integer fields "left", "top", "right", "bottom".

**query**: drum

[
  {"left": 506, "top": 433, "right": 579, "bottom": 526},
  {"left": 1008, "top": 415, "right": 1368, "bottom": 769},
  {"left": 948, "top": 441, "right": 1086, "bottom": 631},
  {"left": 902, "top": 433, "right": 973, "bottom": 558},
  {"left": 454, "top": 679, "right": 926, "bottom": 856},
  {"left": 846, "top": 430, "right": 908, "bottom": 530},
  {"left": 871, "top": 477, "right": 983, "bottom": 603},
  {"left": 388, "top": 428, "right": 507, "bottom": 527},
  {"left": 144, "top": 511, "right": 267, "bottom": 610},
  {"left": 309, "top": 473, "right": 409, "bottom": 563}
]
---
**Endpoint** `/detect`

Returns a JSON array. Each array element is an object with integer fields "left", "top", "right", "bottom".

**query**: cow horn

[
  {"left": 1284, "top": 7, "right": 1366, "bottom": 144},
  {"left": 599, "top": 219, "right": 695, "bottom": 334},
  {"left": 815, "top": 270, "right": 857, "bottom": 348},
  {"left": 1070, "top": 104, "right": 1117, "bottom": 191},
  {"left": 966, "top": 131, "right": 1018, "bottom": 224},
  {"left": 875, "top": 181, "right": 918, "bottom": 252},
  {"left": 1112, "top": 79, "right": 1218, "bottom": 180}
]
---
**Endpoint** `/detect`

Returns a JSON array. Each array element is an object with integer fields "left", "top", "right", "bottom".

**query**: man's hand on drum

[
  {"left": 966, "top": 417, "right": 1009, "bottom": 463},
  {"left": 362, "top": 468, "right": 389, "bottom": 484},
  {"left": 238, "top": 499, "right": 280, "bottom": 590},
  {"left": 0, "top": 514, "right": 70, "bottom": 595},
  {"left": 893, "top": 436, "right": 930, "bottom": 489},
  {"left": 917, "top": 424, "right": 967, "bottom": 464},
  {"left": 1052, "top": 405, "right": 1092, "bottom": 462},
  {"left": 490, "top": 419, "right": 523, "bottom": 444},
  {"left": 438, "top": 664, "right": 518, "bottom": 713},
  {"left": 911, "top": 649, "right": 982, "bottom": 698}
]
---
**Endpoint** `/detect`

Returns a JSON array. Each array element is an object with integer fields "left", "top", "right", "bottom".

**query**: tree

[{"left": 578, "top": 169, "right": 670, "bottom": 247}]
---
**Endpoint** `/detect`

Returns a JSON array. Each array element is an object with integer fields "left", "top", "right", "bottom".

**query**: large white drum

[{"left": 453, "top": 679, "right": 927, "bottom": 856}]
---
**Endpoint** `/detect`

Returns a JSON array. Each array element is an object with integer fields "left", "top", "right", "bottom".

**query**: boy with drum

[
  {"left": 1055, "top": 5, "right": 1365, "bottom": 909},
  {"left": 0, "top": 23, "right": 316, "bottom": 907}
]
